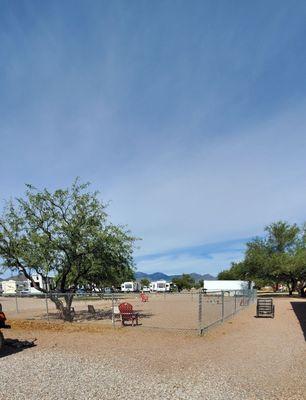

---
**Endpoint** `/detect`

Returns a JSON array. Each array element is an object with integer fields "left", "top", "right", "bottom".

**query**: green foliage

[
  {"left": 265, "top": 221, "right": 299, "bottom": 253},
  {"left": 172, "top": 274, "right": 195, "bottom": 291},
  {"left": 218, "top": 262, "right": 246, "bottom": 280},
  {"left": 219, "top": 221, "right": 306, "bottom": 295},
  {"left": 218, "top": 269, "right": 237, "bottom": 280},
  {"left": 0, "top": 179, "right": 137, "bottom": 318},
  {"left": 194, "top": 279, "right": 204, "bottom": 289},
  {"left": 140, "top": 278, "right": 150, "bottom": 287}
]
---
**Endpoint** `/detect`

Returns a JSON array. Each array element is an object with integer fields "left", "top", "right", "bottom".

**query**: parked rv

[
  {"left": 121, "top": 281, "right": 141, "bottom": 292},
  {"left": 203, "top": 280, "right": 254, "bottom": 292},
  {"left": 150, "top": 280, "right": 171, "bottom": 292},
  {"left": 1, "top": 273, "right": 54, "bottom": 295}
]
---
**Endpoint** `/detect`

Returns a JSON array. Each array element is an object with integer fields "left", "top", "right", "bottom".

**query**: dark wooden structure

[
  {"left": 88, "top": 305, "right": 96, "bottom": 314},
  {"left": 256, "top": 298, "right": 275, "bottom": 318}
]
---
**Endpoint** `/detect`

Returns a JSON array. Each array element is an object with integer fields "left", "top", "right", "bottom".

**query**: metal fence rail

[{"left": 0, "top": 289, "right": 256, "bottom": 335}]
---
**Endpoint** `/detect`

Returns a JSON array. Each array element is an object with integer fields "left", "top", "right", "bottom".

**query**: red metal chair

[
  {"left": 0, "top": 305, "right": 10, "bottom": 352},
  {"left": 140, "top": 293, "right": 149, "bottom": 302},
  {"left": 118, "top": 302, "right": 139, "bottom": 326},
  {"left": 0, "top": 311, "right": 6, "bottom": 328}
]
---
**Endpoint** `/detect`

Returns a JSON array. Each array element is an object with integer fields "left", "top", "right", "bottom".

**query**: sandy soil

[{"left": 0, "top": 297, "right": 305, "bottom": 399}]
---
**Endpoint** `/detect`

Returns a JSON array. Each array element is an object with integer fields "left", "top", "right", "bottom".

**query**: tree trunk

[
  {"left": 286, "top": 277, "right": 297, "bottom": 296},
  {"left": 50, "top": 293, "right": 75, "bottom": 322},
  {"left": 300, "top": 286, "right": 306, "bottom": 298}
]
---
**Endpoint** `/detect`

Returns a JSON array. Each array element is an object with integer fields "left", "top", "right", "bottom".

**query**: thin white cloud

[
  {"left": 106, "top": 103, "right": 306, "bottom": 264},
  {"left": 136, "top": 248, "right": 244, "bottom": 276}
]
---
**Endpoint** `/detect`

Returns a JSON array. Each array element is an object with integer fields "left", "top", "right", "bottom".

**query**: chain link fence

[
  {"left": 198, "top": 289, "right": 257, "bottom": 334},
  {"left": 0, "top": 289, "right": 256, "bottom": 334}
]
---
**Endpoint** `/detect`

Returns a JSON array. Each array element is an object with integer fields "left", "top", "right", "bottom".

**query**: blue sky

[{"left": 1, "top": 1, "right": 306, "bottom": 276}]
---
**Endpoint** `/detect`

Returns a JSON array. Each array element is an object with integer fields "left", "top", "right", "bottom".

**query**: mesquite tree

[
  {"left": 0, "top": 180, "right": 136, "bottom": 320},
  {"left": 218, "top": 221, "right": 306, "bottom": 296}
]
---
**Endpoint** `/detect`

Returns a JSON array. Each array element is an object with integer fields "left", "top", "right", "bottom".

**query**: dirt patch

[{"left": 8, "top": 318, "right": 117, "bottom": 333}]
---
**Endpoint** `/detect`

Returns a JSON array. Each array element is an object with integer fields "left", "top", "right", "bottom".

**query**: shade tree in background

[
  {"left": 218, "top": 221, "right": 306, "bottom": 297},
  {"left": 0, "top": 180, "right": 137, "bottom": 320},
  {"left": 140, "top": 278, "right": 150, "bottom": 288},
  {"left": 172, "top": 273, "right": 195, "bottom": 291}
]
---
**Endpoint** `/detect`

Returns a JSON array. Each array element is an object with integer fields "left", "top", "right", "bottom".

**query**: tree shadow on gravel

[
  {"left": 42, "top": 309, "right": 154, "bottom": 323},
  {"left": 0, "top": 338, "right": 36, "bottom": 359},
  {"left": 291, "top": 302, "right": 306, "bottom": 341},
  {"left": 41, "top": 309, "right": 113, "bottom": 322},
  {"left": 74, "top": 309, "right": 153, "bottom": 322}
]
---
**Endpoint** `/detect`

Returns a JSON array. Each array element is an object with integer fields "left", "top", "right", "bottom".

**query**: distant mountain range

[
  {"left": 135, "top": 271, "right": 216, "bottom": 282},
  {"left": 0, "top": 272, "right": 215, "bottom": 283}
]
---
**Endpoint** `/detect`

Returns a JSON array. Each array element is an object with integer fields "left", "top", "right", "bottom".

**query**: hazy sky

[{"left": 1, "top": 1, "right": 306, "bottom": 275}]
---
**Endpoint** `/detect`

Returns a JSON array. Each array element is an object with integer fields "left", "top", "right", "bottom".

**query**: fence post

[
  {"left": 234, "top": 290, "right": 237, "bottom": 313},
  {"left": 221, "top": 291, "right": 224, "bottom": 322},
  {"left": 198, "top": 291, "right": 203, "bottom": 335},
  {"left": 15, "top": 293, "right": 19, "bottom": 313},
  {"left": 111, "top": 293, "right": 115, "bottom": 328},
  {"left": 45, "top": 292, "right": 50, "bottom": 322}
]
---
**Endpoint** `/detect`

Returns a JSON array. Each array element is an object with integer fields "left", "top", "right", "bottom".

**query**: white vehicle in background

[
  {"left": 203, "top": 280, "right": 254, "bottom": 292},
  {"left": 142, "top": 286, "right": 150, "bottom": 292},
  {"left": 121, "top": 281, "right": 141, "bottom": 292},
  {"left": 150, "top": 280, "right": 171, "bottom": 292}
]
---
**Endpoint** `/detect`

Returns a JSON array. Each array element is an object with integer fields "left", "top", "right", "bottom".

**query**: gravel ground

[{"left": 1, "top": 297, "right": 305, "bottom": 400}]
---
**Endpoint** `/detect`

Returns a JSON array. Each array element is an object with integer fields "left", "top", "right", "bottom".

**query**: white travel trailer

[
  {"left": 1, "top": 273, "right": 54, "bottom": 295},
  {"left": 121, "top": 281, "right": 141, "bottom": 292},
  {"left": 203, "top": 280, "right": 254, "bottom": 292},
  {"left": 1, "top": 274, "right": 30, "bottom": 294},
  {"left": 150, "top": 280, "right": 171, "bottom": 292}
]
